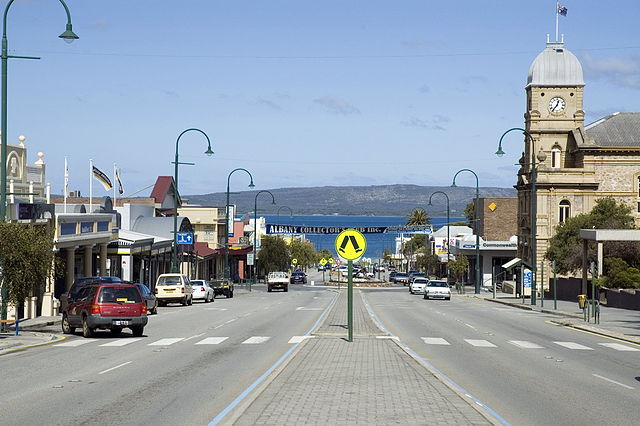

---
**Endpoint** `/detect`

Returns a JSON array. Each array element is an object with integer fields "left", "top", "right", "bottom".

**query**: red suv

[{"left": 62, "top": 284, "right": 148, "bottom": 338}]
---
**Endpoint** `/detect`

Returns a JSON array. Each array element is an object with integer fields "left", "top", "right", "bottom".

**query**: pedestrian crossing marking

[
  {"left": 54, "top": 339, "right": 97, "bottom": 347},
  {"left": 599, "top": 343, "right": 640, "bottom": 352},
  {"left": 148, "top": 338, "right": 184, "bottom": 346},
  {"left": 422, "top": 337, "right": 450, "bottom": 345},
  {"left": 509, "top": 340, "right": 544, "bottom": 349},
  {"left": 100, "top": 338, "right": 143, "bottom": 347},
  {"left": 195, "top": 337, "right": 229, "bottom": 345},
  {"left": 554, "top": 341, "right": 593, "bottom": 350},
  {"left": 289, "top": 336, "right": 315, "bottom": 344},
  {"left": 465, "top": 339, "right": 497, "bottom": 347},
  {"left": 242, "top": 336, "right": 271, "bottom": 344}
]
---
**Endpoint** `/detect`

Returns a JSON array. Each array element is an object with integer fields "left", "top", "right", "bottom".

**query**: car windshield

[
  {"left": 396, "top": 273, "right": 408, "bottom": 277},
  {"left": 428, "top": 281, "right": 448, "bottom": 287},
  {"left": 157, "top": 276, "right": 182, "bottom": 286},
  {"left": 413, "top": 279, "right": 428, "bottom": 284},
  {"left": 99, "top": 287, "right": 142, "bottom": 303},
  {"left": 192, "top": 280, "right": 206, "bottom": 285}
]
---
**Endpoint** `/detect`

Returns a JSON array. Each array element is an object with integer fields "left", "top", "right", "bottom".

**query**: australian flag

[{"left": 557, "top": 5, "right": 568, "bottom": 16}]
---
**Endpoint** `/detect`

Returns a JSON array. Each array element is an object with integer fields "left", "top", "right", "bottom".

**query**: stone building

[{"left": 519, "top": 39, "right": 640, "bottom": 288}]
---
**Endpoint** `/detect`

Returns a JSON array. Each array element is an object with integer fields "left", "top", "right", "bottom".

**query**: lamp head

[
  {"left": 59, "top": 24, "right": 79, "bottom": 44},
  {"left": 536, "top": 149, "right": 547, "bottom": 163},
  {"left": 248, "top": 181, "right": 255, "bottom": 188},
  {"left": 495, "top": 146, "right": 506, "bottom": 157},
  {"left": 204, "top": 146, "right": 214, "bottom": 156},
  {"left": 450, "top": 182, "right": 457, "bottom": 188}
]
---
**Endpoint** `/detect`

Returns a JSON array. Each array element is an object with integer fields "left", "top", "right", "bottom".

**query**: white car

[
  {"left": 424, "top": 280, "right": 452, "bottom": 300},
  {"left": 190, "top": 279, "right": 215, "bottom": 303},
  {"left": 409, "top": 278, "right": 429, "bottom": 295}
]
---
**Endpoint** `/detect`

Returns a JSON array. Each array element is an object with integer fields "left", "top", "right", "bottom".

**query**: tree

[
  {"left": 415, "top": 248, "right": 440, "bottom": 275},
  {"left": 448, "top": 256, "right": 469, "bottom": 284},
  {"left": 406, "top": 208, "right": 430, "bottom": 226},
  {"left": 0, "top": 222, "right": 58, "bottom": 316},
  {"left": 316, "top": 248, "right": 333, "bottom": 263},
  {"left": 289, "top": 239, "right": 316, "bottom": 269},
  {"left": 546, "top": 198, "right": 637, "bottom": 274},
  {"left": 596, "top": 257, "right": 640, "bottom": 289},
  {"left": 464, "top": 201, "right": 475, "bottom": 224},
  {"left": 257, "top": 236, "right": 289, "bottom": 273}
]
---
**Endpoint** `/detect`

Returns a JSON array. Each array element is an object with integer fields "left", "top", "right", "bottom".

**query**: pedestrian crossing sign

[{"left": 334, "top": 229, "right": 366, "bottom": 260}]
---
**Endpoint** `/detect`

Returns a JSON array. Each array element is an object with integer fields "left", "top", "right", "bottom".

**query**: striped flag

[
  {"left": 115, "top": 167, "right": 124, "bottom": 195},
  {"left": 557, "top": 5, "right": 568, "bottom": 16},
  {"left": 92, "top": 165, "right": 113, "bottom": 191}
]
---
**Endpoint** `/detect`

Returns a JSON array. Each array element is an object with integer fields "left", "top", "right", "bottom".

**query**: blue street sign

[
  {"left": 176, "top": 232, "right": 193, "bottom": 244},
  {"left": 523, "top": 270, "right": 533, "bottom": 288}
]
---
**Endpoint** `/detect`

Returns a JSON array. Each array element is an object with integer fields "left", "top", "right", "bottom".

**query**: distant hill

[{"left": 185, "top": 184, "right": 516, "bottom": 217}]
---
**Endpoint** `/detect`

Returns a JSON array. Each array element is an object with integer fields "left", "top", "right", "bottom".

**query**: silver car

[
  {"left": 409, "top": 278, "right": 429, "bottom": 295},
  {"left": 424, "top": 280, "right": 452, "bottom": 300},
  {"left": 191, "top": 280, "right": 215, "bottom": 303}
]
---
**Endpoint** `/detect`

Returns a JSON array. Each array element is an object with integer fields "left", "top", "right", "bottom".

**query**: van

[{"left": 155, "top": 274, "right": 193, "bottom": 306}]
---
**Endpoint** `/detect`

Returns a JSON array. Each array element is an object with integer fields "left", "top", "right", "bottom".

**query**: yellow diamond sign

[
  {"left": 489, "top": 202, "right": 497, "bottom": 212},
  {"left": 319, "top": 258, "right": 327, "bottom": 265},
  {"left": 334, "top": 229, "right": 366, "bottom": 261}
]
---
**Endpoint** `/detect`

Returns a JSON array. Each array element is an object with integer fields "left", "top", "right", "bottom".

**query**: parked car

[
  {"left": 211, "top": 279, "right": 234, "bottom": 298},
  {"left": 60, "top": 276, "right": 123, "bottom": 311},
  {"left": 155, "top": 273, "right": 193, "bottom": 306},
  {"left": 394, "top": 272, "right": 411, "bottom": 286},
  {"left": 190, "top": 279, "right": 215, "bottom": 303},
  {"left": 409, "top": 278, "right": 429, "bottom": 295},
  {"left": 409, "top": 271, "right": 427, "bottom": 281},
  {"left": 62, "top": 283, "right": 148, "bottom": 337},
  {"left": 424, "top": 280, "right": 452, "bottom": 300},
  {"left": 132, "top": 283, "right": 158, "bottom": 315},
  {"left": 267, "top": 271, "right": 289, "bottom": 292},
  {"left": 290, "top": 270, "right": 307, "bottom": 284},
  {"left": 389, "top": 271, "right": 398, "bottom": 282}
]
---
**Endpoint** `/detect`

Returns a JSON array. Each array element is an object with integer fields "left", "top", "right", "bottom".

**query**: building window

[
  {"left": 559, "top": 200, "right": 571, "bottom": 223},
  {"left": 80, "top": 221, "right": 94, "bottom": 234},
  {"left": 551, "top": 146, "right": 561, "bottom": 168},
  {"left": 637, "top": 176, "right": 640, "bottom": 197},
  {"left": 97, "top": 221, "right": 109, "bottom": 232},
  {"left": 637, "top": 202, "right": 640, "bottom": 213},
  {"left": 60, "top": 222, "right": 76, "bottom": 235}
]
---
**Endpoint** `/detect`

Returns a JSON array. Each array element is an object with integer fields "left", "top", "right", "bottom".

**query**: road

[
  {"left": 362, "top": 287, "right": 640, "bottom": 426},
  {"left": 0, "top": 283, "right": 335, "bottom": 426}
]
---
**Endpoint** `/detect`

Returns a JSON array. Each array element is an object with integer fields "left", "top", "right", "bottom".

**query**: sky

[{"left": 5, "top": 0, "right": 640, "bottom": 198}]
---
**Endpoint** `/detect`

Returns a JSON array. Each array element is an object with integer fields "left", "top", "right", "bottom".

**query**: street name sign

[{"left": 176, "top": 232, "right": 193, "bottom": 244}]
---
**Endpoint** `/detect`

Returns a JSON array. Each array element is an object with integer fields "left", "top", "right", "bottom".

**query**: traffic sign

[
  {"left": 334, "top": 229, "right": 366, "bottom": 261},
  {"left": 328, "top": 258, "right": 334, "bottom": 264},
  {"left": 176, "top": 232, "right": 193, "bottom": 244},
  {"left": 319, "top": 258, "right": 327, "bottom": 266},
  {"left": 292, "top": 258, "right": 298, "bottom": 264}
]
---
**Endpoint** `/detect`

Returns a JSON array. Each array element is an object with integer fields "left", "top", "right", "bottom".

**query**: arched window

[
  {"left": 551, "top": 146, "right": 561, "bottom": 168},
  {"left": 559, "top": 200, "right": 571, "bottom": 223}
]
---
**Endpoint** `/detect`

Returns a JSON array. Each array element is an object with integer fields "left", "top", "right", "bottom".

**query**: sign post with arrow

[{"left": 334, "top": 228, "right": 366, "bottom": 342}]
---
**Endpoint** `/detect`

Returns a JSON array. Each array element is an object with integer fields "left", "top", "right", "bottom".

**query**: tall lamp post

[
  {"left": 1, "top": 0, "right": 78, "bottom": 331},
  {"left": 276, "top": 205, "right": 293, "bottom": 224},
  {"left": 1, "top": 0, "right": 79, "bottom": 221},
  {"left": 253, "top": 190, "right": 276, "bottom": 291},
  {"left": 428, "top": 191, "right": 450, "bottom": 278},
  {"left": 224, "top": 168, "right": 255, "bottom": 281},
  {"left": 171, "top": 128, "right": 214, "bottom": 273},
  {"left": 452, "top": 169, "right": 481, "bottom": 294},
  {"left": 496, "top": 127, "right": 546, "bottom": 305}
]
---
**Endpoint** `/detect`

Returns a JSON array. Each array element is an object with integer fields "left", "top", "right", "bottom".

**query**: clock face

[{"left": 549, "top": 96, "right": 566, "bottom": 113}]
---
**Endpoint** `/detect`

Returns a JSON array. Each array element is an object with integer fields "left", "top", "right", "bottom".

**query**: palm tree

[{"left": 406, "top": 208, "right": 429, "bottom": 226}]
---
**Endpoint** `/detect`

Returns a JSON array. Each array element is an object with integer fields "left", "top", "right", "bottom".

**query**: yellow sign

[
  {"left": 328, "top": 258, "right": 334, "bottom": 264},
  {"left": 334, "top": 229, "right": 366, "bottom": 260},
  {"left": 489, "top": 202, "right": 497, "bottom": 212},
  {"left": 319, "top": 258, "right": 327, "bottom": 265},
  {"left": 292, "top": 258, "right": 298, "bottom": 264}
]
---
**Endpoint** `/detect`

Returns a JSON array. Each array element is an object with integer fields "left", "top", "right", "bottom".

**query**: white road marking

[
  {"left": 599, "top": 343, "right": 640, "bottom": 352},
  {"left": 465, "top": 339, "right": 497, "bottom": 347},
  {"left": 464, "top": 323, "right": 477, "bottom": 330},
  {"left": 375, "top": 336, "right": 399, "bottom": 340},
  {"left": 242, "top": 336, "right": 271, "bottom": 344},
  {"left": 195, "top": 337, "right": 229, "bottom": 345},
  {"left": 509, "top": 340, "right": 544, "bottom": 349},
  {"left": 554, "top": 341, "right": 593, "bottom": 350},
  {"left": 422, "top": 337, "right": 450, "bottom": 345},
  {"left": 100, "top": 338, "right": 143, "bottom": 347},
  {"left": 98, "top": 361, "right": 132, "bottom": 375},
  {"left": 225, "top": 319, "right": 236, "bottom": 324},
  {"left": 593, "top": 374, "right": 635, "bottom": 389},
  {"left": 296, "top": 307, "right": 322, "bottom": 311},
  {"left": 148, "top": 338, "right": 184, "bottom": 346},
  {"left": 54, "top": 339, "right": 97, "bottom": 347},
  {"left": 183, "top": 333, "right": 205, "bottom": 342},
  {"left": 288, "top": 336, "right": 316, "bottom": 343},
  {"left": 204, "top": 308, "right": 228, "bottom": 311}
]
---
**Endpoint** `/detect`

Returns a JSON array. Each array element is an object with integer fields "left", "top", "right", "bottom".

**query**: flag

[
  {"left": 64, "top": 157, "right": 69, "bottom": 196},
  {"left": 557, "top": 5, "right": 568, "bottom": 16},
  {"left": 92, "top": 165, "right": 113, "bottom": 191},
  {"left": 115, "top": 167, "right": 124, "bottom": 195}
]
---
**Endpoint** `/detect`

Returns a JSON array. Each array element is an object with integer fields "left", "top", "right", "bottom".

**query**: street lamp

[
  {"left": 253, "top": 190, "right": 276, "bottom": 291},
  {"left": 452, "top": 169, "right": 481, "bottom": 294},
  {"left": 496, "top": 127, "right": 546, "bottom": 304},
  {"left": 1, "top": 0, "right": 79, "bottom": 221},
  {"left": 171, "top": 128, "right": 214, "bottom": 273},
  {"left": 428, "top": 191, "right": 450, "bottom": 278},
  {"left": 276, "top": 205, "right": 293, "bottom": 224},
  {"left": 224, "top": 168, "right": 255, "bottom": 281}
]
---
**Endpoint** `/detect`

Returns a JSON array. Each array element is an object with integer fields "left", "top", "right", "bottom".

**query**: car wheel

[
  {"left": 229, "top": 291, "right": 234, "bottom": 298},
  {"left": 151, "top": 302, "right": 158, "bottom": 315},
  {"left": 423, "top": 294, "right": 427, "bottom": 299},
  {"left": 268, "top": 287, "right": 272, "bottom": 292},
  {"left": 62, "top": 314, "right": 75, "bottom": 334},
  {"left": 182, "top": 297, "right": 188, "bottom": 306},
  {"left": 284, "top": 287, "right": 288, "bottom": 292},
  {"left": 82, "top": 317, "right": 94, "bottom": 338},
  {"left": 446, "top": 296, "right": 451, "bottom": 300},
  {"left": 188, "top": 296, "right": 193, "bottom": 306},
  {"left": 131, "top": 326, "right": 144, "bottom": 337},
  {"left": 110, "top": 327, "right": 123, "bottom": 336}
]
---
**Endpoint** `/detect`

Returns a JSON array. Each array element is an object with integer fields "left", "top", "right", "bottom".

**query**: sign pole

[{"left": 348, "top": 259, "right": 353, "bottom": 342}]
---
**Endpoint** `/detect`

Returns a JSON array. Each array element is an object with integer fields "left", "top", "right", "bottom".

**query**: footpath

[{"left": 227, "top": 289, "right": 494, "bottom": 425}]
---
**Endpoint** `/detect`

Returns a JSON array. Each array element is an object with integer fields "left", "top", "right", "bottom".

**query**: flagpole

[
  {"left": 113, "top": 163, "right": 117, "bottom": 207},
  {"left": 64, "top": 156, "right": 68, "bottom": 213},
  {"left": 555, "top": 1, "right": 559, "bottom": 42},
  {"left": 89, "top": 158, "right": 93, "bottom": 212}
]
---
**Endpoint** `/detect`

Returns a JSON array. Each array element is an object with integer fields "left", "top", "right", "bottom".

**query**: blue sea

[{"left": 264, "top": 215, "right": 464, "bottom": 259}]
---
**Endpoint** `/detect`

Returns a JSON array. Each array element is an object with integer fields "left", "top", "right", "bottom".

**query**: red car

[{"left": 62, "top": 284, "right": 148, "bottom": 338}]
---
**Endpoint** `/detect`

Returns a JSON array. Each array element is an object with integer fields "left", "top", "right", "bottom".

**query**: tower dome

[{"left": 527, "top": 41, "right": 584, "bottom": 87}]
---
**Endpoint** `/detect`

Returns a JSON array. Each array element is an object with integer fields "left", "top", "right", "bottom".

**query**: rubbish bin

[{"left": 577, "top": 294, "right": 587, "bottom": 309}]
